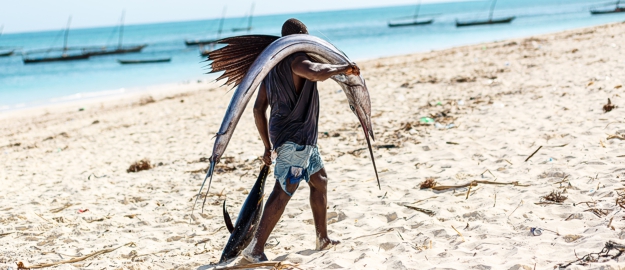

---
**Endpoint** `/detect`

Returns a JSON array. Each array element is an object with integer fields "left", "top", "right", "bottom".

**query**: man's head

[{"left": 281, "top": 18, "right": 308, "bottom": 37}]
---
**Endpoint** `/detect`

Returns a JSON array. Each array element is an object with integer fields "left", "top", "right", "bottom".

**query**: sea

[{"left": 1, "top": 0, "right": 624, "bottom": 111}]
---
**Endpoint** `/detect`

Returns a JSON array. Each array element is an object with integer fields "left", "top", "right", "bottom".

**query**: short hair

[{"left": 281, "top": 18, "right": 308, "bottom": 36}]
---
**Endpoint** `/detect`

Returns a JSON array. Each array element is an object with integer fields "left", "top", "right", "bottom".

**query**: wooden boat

[
  {"left": 22, "top": 17, "right": 91, "bottom": 64},
  {"left": 185, "top": 39, "right": 218, "bottom": 46},
  {"left": 185, "top": 7, "right": 227, "bottom": 46},
  {"left": 388, "top": 1, "right": 434, "bottom": 27},
  {"left": 117, "top": 58, "right": 171, "bottom": 64},
  {"left": 24, "top": 53, "right": 90, "bottom": 64},
  {"left": 0, "top": 26, "right": 16, "bottom": 57},
  {"left": 591, "top": 1, "right": 625, "bottom": 14},
  {"left": 455, "top": 0, "right": 514, "bottom": 27},
  {"left": 456, "top": 16, "right": 515, "bottom": 27},
  {"left": 0, "top": 50, "right": 13, "bottom": 57},
  {"left": 389, "top": 19, "right": 433, "bottom": 27},
  {"left": 232, "top": 4, "right": 254, "bottom": 32},
  {"left": 86, "top": 44, "right": 146, "bottom": 56},
  {"left": 85, "top": 12, "right": 147, "bottom": 56}
]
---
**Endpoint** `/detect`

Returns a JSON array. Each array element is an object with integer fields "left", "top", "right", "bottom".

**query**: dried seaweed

[
  {"left": 607, "top": 133, "right": 625, "bottom": 140},
  {"left": 404, "top": 205, "right": 436, "bottom": 216},
  {"left": 542, "top": 190, "right": 567, "bottom": 203},
  {"left": 616, "top": 192, "right": 625, "bottom": 209},
  {"left": 603, "top": 98, "right": 616, "bottom": 113},
  {"left": 50, "top": 203, "right": 73, "bottom": 213},
  {"left": 212, "top": 261, "right": 298, "bottom": 270},
  {"left": 585, "top": 208, "right": 610, "bottom": 218},
  {"left": 556, "top": 241, "right": 625, "bottom": 268},
  {"left": 420, "top": 178, "right": 437, "bottom": 189},
  {"left": 431, "top": 180, "right": 528, "bottom": 191},
  {"left": 127, "top": 158, "right": 153, "bottom": 173}
]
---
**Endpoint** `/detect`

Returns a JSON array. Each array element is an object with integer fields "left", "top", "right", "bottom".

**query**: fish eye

[
  {"left": 349, "top": 105, "right": 355, "bottom": 111},
  {"left": 336, "top": 74, "right": 347, "bottom": 82}
]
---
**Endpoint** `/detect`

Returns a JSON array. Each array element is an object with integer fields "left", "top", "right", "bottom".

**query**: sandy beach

[{"left": 1, "top": 21, "right": 625, "bottom": 269}]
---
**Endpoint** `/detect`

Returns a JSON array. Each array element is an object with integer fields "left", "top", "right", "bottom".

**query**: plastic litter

[
  {"left": 420, "top": 117, "right": 434, "bottom": 124},
  {"left": 530, "top": 227, "right": 543, "bottom": 236}
]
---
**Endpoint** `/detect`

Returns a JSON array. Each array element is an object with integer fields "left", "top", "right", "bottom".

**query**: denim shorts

[{"left": 274, "top": 142, "right": 324, "bottom": 196}]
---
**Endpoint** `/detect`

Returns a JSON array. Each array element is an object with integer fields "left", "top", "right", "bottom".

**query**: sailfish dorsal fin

[{"left": 205, "top": 35, "right": 280, "bottom": 87}]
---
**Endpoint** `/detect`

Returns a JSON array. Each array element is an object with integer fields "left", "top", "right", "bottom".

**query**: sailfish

[{"left": 194, "top": 34, "right": 380, "bottom": 211}]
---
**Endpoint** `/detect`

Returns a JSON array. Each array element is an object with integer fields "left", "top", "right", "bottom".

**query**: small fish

[
  {"left": 194, "top": 34, "right": 379, "bottom": 211},
  {"left": 219, "top": 165, "right": 269, "bottom": 263}
]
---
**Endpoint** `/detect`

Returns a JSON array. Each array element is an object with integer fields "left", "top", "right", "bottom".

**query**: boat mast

[
  {"left": 217, "top": 6, "right": 227, "bottom": 39},
  {"left": 63, "top": 16, "right": 72, "bottom": 53},
  {"left": 118, "top": 11, "right": 125, "bottom": 49},
  {"left": 247, "top": 3, "right": 255, "bottom": 33},
  {"left": 488, "top": 0, "right": 497, "bottom": 21},
  {"left": 414, "top": 0, "right": 422, "bottom": 20}
]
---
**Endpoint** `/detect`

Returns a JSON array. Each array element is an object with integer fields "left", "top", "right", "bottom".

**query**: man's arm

[
  {"left": 291, "top": 54, "right": 360, "bottom": 82},
  {"left": 253, "top": 82, "right": 272, "bottom": 166}
]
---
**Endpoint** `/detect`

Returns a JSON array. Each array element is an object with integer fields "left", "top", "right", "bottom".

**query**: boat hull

[
  {"left": 23, "top": 54, "right": 90, "bottom": 64},
  {"left": 0, "top": 50, "right": 14, "bottom": 57},
  {"left": 85, "top": 45, "right": 147, "bottom": 56},
  {"left": 185, "top": 39, "right": 217, "bottom": 46},
  {"left": 590, "top": 8, "right": 625, "bottom": 14},
  {"left": 456, "top": 16, "right": 515, "bottom": 27},
  {"left": 117, "top": 58, "right": 171, "bottom": 64},
  {"left": 388, "top": 19, "right": 434, "bottom": 27}
]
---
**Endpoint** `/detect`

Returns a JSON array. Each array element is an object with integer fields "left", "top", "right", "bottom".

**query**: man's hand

[
  {"left": 345, "top": 64, "right": 360, "bottom": 76},
  {"left": 262, "top": 148, "right": 272, "bottom": 166}
]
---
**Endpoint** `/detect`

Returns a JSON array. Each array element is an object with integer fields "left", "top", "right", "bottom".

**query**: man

[{"left": 242, "top": 18, "right": 359, "bottom": 262}]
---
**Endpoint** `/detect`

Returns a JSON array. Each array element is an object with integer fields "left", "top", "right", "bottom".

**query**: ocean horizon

[{"left": 1, "top": 0, "right": 624, "bottom": 111}]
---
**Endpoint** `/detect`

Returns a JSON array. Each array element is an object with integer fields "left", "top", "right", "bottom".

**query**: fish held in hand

[
  {"left": 194, "top": 34, "right": 379, "bottom": 211},
  {"left": 219, "top": 165, "right": 269, "bottom": 263}
]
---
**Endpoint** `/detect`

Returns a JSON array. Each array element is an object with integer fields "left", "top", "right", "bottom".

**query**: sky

[{"left": 0, "top": 0, "right": 465, "bottom": 34}]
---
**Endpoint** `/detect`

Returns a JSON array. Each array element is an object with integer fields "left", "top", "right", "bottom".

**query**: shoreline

[{"left": 3, "top": 20, "right": 621, "bottom": 116}]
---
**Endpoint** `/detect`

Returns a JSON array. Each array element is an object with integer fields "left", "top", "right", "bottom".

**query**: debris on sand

[
  {"left": 139, "top": 96, "right": 156, "bottom": 106},
  {"left": 603, "top": 98, "right": 616, "bottom": 113},
  {"left": 556, "top": 241, "right": 625, "bottom": 268},
  {"left": 127, "top": 158, "right": 153, "bottom": 173},
  {"left": 543, "top": 190, "right": 567, "bottom": 203},
  {"left": 420, "top": 178, "right": 437, "bottom": 189}
]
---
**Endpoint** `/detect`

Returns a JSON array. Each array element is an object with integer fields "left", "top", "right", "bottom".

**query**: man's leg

[
  {"left": 244, "top": 178, "right": 298, "bottom": 262},
  {"left": 308, "top": 168, "right": 340, "bottom": 250}
]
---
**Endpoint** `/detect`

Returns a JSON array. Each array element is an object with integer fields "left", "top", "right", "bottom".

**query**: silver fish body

[{"left": 196, "top": 34, "right": 379, "bottom": 210}]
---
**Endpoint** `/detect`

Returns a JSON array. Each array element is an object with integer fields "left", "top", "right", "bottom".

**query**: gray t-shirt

[{"left": 263, "top": 52, "right": 319, "bottom": 149}]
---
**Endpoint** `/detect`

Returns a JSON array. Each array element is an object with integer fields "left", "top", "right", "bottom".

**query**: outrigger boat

[
  {"left": 231, "top": 4, "right": 254, "bottom": 32},
  {"left": 590, "top": 0, "right": 625, "bottom": 14},
  {"left": 0, "top": 26, "right": 15, "bottom": 57},
  {"left": 456, "top": 0, "right": 515, "bottom": 27},
  {"left": 185, "top": 6, "right": 227, "bottom": 46},
  {"left": 84, "top": 12, "right": 147, "bottom": 56},
  {"left": 388, "top": 0, "right": 434, "bottom": 27},
  {"left": 0, "top": 50, "right": 13, "bottom": 57},
  {"left": 117, "top": 58, "right": 170, "bottom": 64},
  {"left": 22, "top": 17, "right": 91, "bottom": 64}
]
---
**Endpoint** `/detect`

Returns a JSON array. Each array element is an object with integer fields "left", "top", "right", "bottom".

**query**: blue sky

[{"left": 0, "top": 0, "right": 463, "bottom": 34}]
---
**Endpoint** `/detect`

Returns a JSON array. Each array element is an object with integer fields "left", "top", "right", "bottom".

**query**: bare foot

[
  {"left": 242, "top": 248, "right": 268, "bottom": 263},
  {"left": 316, "top": 237, "right": 340, "bottom": 251}
]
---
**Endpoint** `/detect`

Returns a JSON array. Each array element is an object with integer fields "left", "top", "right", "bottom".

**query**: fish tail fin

[{"left": 223, "top": 198, "right": 234, "bottom": 233}]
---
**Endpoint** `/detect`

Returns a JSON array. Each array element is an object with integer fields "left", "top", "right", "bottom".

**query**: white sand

[{"left": 1, "top": 22, "right": 624, "bottom": 270}]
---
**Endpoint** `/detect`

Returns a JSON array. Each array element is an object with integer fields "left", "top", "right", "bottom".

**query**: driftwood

[{"left": 431, "top": 180, "right": 529, "bottom": 191}]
